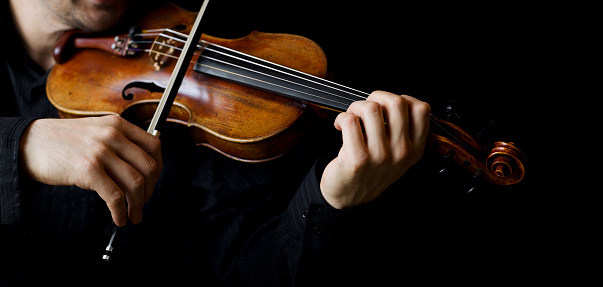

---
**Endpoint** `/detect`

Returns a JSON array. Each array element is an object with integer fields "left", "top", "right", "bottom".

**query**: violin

[{"left": 47, "top": 2, "right": 526, "bottom": 188}]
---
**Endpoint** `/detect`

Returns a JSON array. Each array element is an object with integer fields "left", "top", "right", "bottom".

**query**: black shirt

[{"left": 0, "top": 1, "right": 55, "bottom": 225}]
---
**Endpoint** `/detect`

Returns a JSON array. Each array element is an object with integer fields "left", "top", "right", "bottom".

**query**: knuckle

[
  {"left": 391, "top": 96, "right": 407, "bottom": 109},
  {"left": 73, "top": 156, "right": 101, "bottom": 189},
  {"left": 143, "top": 156, "right": 161, "bottom": 182},
  {"left": 146, "top": 156, "right": 159, "bottom": 174},
  {"left": 99, "top": 126, "right": 121, "bottom": 140},
  {"left": 395, "top": 144, "right": 423, "bottom": 164},
  {"left": 104, "top": 114, "right": 123, "bottom": 127},
  {"left": 349, "top": 100, "right": 381, "bottom": 115},
  {"left": 394, "top": 147, "right": 411, "bottom": 163},
  {"left": 365, "top": 101, "right": 382, "bottom": 114},
  {"left": 131, "top": 172, "right": 145, "bottom": 189},
  {"left": 338, "top": 113, "right": 359, "bottom": 128},
  {"left": 390, "top": 140, "right": 413, "bottom": 161},
  {"left": 79, "top": 154, "right": 102, "bottom": 176},
  {"left": 149, "top": 135, "right": 162, "bottom": 153},
  {"left": 415, "top": 102, "right": 431, "bottom": 116},
  {"left": 369, "top": 146, "right": 389, "bottom": 165},
  {"left": 86, "top": 143, "right": 111, "bottom": 165},
  {"left": 346, "top": 101, "right": 362, "bottom": 112},
  {"left": 368, "top": 90, "right": 390, "bottom": 100},
  {"left": 109, "top": 189, "right": 125, "bottom": 204},
  {"left": 109, "top": 190, "right": 125, "bottom": 202},
  {"left": 93, "top": 141, "right": 110, "bottom": 154}
]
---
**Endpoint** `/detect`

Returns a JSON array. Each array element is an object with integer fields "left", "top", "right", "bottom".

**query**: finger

[
  {"left": 334, "top": 112, "right": 367, "bottom": 159},
  {"left": 102, "top": 115, "right": 162, "bottom": 203},
  {"left": 116, "top": 116, "right": 162, "bottom": 158},
  {"left": 89, "top": 170, "right": 128, "bottom": 227},
  {"left": 73, "top": 147, "right": 128, "bottom": 226},
  {"left": 346, "top": 100, "right": 386, "bottom": 153},
  {"left": 100, "top": 115, "right": 162, "bottom": 173},
  {"left": 400, "top": 94, "right": 431, "bottom": 145},
  {"left": 119, "top": 119, "right": 162, "bottom": 202},
  {"left": 107, "top": 135, "right": 159, "bottom": 204},
  {"left": 366, "top": 91, "right": 409, "bottom": 144},
  {"left": 102, "top": 152, "right": 146, "bottom": 224}
]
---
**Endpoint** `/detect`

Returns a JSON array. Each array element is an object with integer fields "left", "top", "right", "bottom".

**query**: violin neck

[
  {"left": 192, "top": 42, "right": 456, "bottom": 143},
  {"left": 193, "top": 43, "right": 369, "bottom": 112}
]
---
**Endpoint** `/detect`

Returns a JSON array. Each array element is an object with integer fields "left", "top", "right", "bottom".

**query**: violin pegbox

[
  {"left": 428, "top": 104, "right": 527, "bottom": 190},
  {"left": 444, "top": 99, "right": 496, "bottom": 144},
  {"left": 111, "top": 26, "right": 143, "bottom": 57},
  {"left": 53, "top": 26, "right": 141, "bottom": 64}
]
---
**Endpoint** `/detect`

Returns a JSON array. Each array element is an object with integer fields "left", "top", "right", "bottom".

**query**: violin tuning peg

[
  {"left": 438, "top": 150, "right": 455, "bottom": 176},
  {"left": 466, "top": 169, "right": 483, "bottom": 193},
  {"left": 444, "top": 100, "right": 465, "bottom": 124},
  {"left": 128, "top": 25, "right": 142, "bottom": 40},
  {"left": 444, "top": 100, "right": 495, "bottom": 144},
  {"left": 474, "top": 119, "right": 496, "bottom": 144}
]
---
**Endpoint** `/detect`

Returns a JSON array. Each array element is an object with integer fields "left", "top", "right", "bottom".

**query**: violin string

[
  {"left": 197, "top": 53, "right": 360, "bottom": 105},
  {"left": 193, "top": 44, "right": 470, "bottom": 148},
  {"left": 428, "top": 115, "right": 477, "bottom": 154},
  {"left": 201, "top": 44, "right": 368, "bottom": 102},
  {"left": 163, "top": 29, "right": 369, "bottom": 102},
  {"left": 139, "top": 29, "right": 368, "bottom": 107},
  {"left": 138, "top": 28, "right": 370, "bottom": 103},
  {"left": 129, "top": 40, "right": 154, "bottom": 44},
  {"left": 146, "top": 45, "right": 352, "bottom": 107},
  {"left": 196, "top": 58, "right": 353, "bottom": 108},
  {"left": 196, "top": 50, "right": 359, "bottom": 108},
  {"left": 134, "top": 29, "right": 458, "bottom": 140}
]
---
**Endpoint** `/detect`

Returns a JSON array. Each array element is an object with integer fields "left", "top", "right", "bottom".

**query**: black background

[{"left": 153, "top": 0, "right": 588, "bottom": 282}]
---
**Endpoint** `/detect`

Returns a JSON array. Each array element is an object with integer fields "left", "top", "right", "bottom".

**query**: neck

[{"left": 9, "top": 0, "right": 70, "bottom": 70}]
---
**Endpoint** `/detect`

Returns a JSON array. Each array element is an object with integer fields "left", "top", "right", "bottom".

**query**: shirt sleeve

[
  {"left": 0, "top": 117, "right": 36, "bottom": 225},
  {"left": 229, "top": 158, "right": 388, "bottom": 286}
]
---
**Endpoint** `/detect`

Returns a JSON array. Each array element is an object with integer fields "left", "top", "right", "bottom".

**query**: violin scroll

[
  {"left": 486, "top": 141, "right": 526, "bottom": 184},
  {"left": 428, "top": 115, "right": 526, "bottom": 187}
]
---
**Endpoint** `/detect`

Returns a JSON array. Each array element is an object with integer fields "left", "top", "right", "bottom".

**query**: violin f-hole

[{"left": 122, "top": 81, "right": 166, "bottom": 100}]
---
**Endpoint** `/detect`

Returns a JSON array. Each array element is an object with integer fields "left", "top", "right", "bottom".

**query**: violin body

[
  {"left": 47, "top": 2, "right": 526, "bottom": 186},
  {"left": 48, "top": 3, "right": 327, "bottom": 161}
]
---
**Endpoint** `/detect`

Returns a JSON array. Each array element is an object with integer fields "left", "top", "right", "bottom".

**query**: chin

[
  {"left": 79, "top": 10, "right": 124, "bottom": 31},
  {"left": 78, "top": 0, "right": 130, "bottom": 31}
]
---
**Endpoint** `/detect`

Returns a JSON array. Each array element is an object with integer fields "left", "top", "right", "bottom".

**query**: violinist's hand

[
  {"left": 19, "top": 115, "right": 162, "bottom": 226},
  {"left": 320, "top": 91, "right": 430, "bottom": 209}
]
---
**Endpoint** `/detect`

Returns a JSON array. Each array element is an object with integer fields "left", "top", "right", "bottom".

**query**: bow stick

[{"left": 102, "top": 0, "right": 211, "bottom": 262}]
